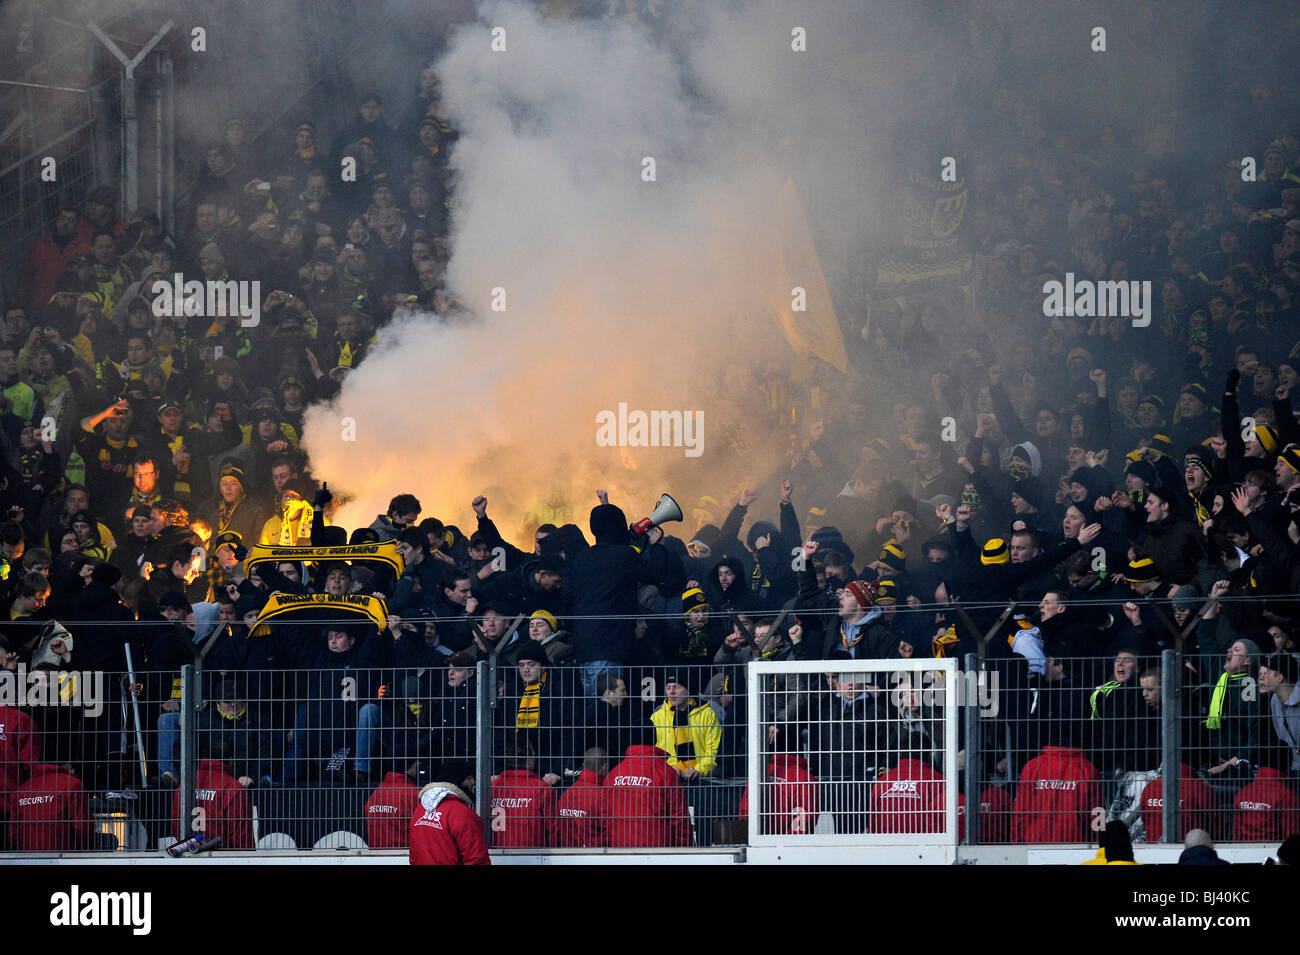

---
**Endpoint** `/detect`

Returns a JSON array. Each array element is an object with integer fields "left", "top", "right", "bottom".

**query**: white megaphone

[{"left": 630, "top": 493, "right": 683, "bottom": 536}]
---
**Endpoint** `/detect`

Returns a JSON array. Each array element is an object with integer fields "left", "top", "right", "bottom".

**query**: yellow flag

[{"left": 757, "top": 179, "right": 848, "bottom": 372}]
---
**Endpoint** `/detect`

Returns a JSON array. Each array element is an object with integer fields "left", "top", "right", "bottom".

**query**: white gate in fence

[{"left": 746, "top": 657, "right": 960, "bottom": 847}]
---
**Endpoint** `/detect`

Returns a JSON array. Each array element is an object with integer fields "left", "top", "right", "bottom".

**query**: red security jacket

[
  {"left": 740, "top": 754, "right": 820, "bottom": 835},
  {"left": 1013, "top": 746, "right": 1102, "bottom": 843},
  {"left": 1140, "top": 765, "right": 1217, "bottom": 842},
  {"left": 965, "top": 785, "right": 1013, "bottom": 844},
  {"left": 171, "top": 759, "right": 252, "bottom": 849},
  {"left": 490, "top": 769, "right": 557, "bottom": 849},
  {"left": 12, "top": 763, "right": 94, "bottom": 851},
  {"left": 556, "top": 769, "right": 611, "bottom": 848},
  {"left": 365, "top": 772, "right": 421, "bottom": 848},
  {"left": 871, "top": 758, "right": 949, "bottom": 834},
  {"left": 1232, "top": 767, "right": 1300, "bottom": 842},
  {"left": 0, "top": 706, "right": 40, "bottom": 816},
  {"left": 410, "top": 782, "right": 490, "bottom": 865},
  {"left": 606, "top": 745, "right": 693, "bottom": 848}
]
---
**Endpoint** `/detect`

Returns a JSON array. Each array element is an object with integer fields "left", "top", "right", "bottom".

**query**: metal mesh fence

[
  {"left": 1, "top": 667, "right": 156, "bottom": 852},
  {"left": 966, "top": 648, "right": 1300, "bottom": 846},
  {"left": 484, "top": 661, "right": 746, "bottom": 850},
  {"left": 0, "top": 87, "right": 99, "bottom": 300},
  {"left": 2, "top": 619, "right": 1297, "bottom": 853}
]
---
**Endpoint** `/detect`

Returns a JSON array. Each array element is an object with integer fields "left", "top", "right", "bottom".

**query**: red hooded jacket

[
  {"left": 410, "top": 782, "right": 490, "bottom": 865},
  {"left": 1140, "top": 765, "right": 1217, "bottom": 842},
  {"left": 490, "top": 769, "right": 557, "bottom": 849},
  {"left": 556, "top": 769, "right": 611, "bottom": 848},
  {"left": 0, "top": 706, "right": 41, "bottom": 816},
  {"left": 740, "top": 754, "right": 820, "bottom": 835},
  {"left": 871, "top": 758, "right": 950, "bottom": 834},
  {"left": 1232, "top": 767, "right": 1300, "bottom": 841},
  {"left": 606, "top": 745, "right": 693, "bottom": 848},
  {"left": 1013, "top": 746, "right": 1102, "bottom": 843},
  {"left": 366, "top": 772, "right": 421, "bottom": 848},
  {"left": 18, "top": 231, "right": 90, "bottom": 313},
  {"left": 12, "top": 763, "right": 94, "bottom": 851},
  {"left": 171, "top": 759, "right": 252, "bottom": 850}
]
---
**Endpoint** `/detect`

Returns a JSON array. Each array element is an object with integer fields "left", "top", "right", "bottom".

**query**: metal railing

[
  {"left": 1, "top": 637, "right": 1296, "bottom": 853},
  {"left": 482, "top": 661, "right": 746, "bottom": 850},
  {"left": 962, "top": 647, "right": 1299, "bottom": 846}
]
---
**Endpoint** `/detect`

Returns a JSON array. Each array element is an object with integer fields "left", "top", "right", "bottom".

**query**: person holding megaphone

[{"left": 566, "top": 490, "right": 685, "bottom": 698}]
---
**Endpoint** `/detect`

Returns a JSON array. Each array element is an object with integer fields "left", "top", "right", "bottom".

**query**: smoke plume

[{"left": 303, "top": 0, "right": 907, "bottom": 538}]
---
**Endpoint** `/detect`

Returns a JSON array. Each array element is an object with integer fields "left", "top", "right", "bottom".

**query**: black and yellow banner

[
  {"left": 244, "top": 541, "right": 405, "bottom": 578},
  {"left": 875, "top": 169, "right": 971, "bottom": 291},
  {"left": 254, "top": 592, "right": 389, "bottom": 632}
]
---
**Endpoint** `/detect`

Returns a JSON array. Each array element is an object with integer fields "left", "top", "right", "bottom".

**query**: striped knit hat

[
  {"left": 1253, "top": 425, "right": 1280, "bottom": 455},
  {"left": 1126, "top": 557, "right": 1159, "bottom": 583},
  {"left": 981, "top": 539, "right": 1010, "bottom": 566},
  {"left": 876, "top": 540, "right": 906, "bottom": 573},
  {"left": 875, "top": 579, "right": 898, "bottom": 603},
  {"left": 681, "top": 588, "right": 709, "bottom": 616}
]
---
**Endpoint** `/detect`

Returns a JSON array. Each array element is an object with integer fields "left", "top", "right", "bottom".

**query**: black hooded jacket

[
  {"left": 1135, "top": 514, "right": 1203, "bottom": 586},
  {"left": 744, "top": 520, "right": 798, "bottom": 610},
  {"left": 705, "top": 556, "right": 756, "bottom": 614},
  {"left": 565, "top": 503, "right": 677, "bottom": 663},
  {"left": 70, "top": 583, "right": 140, "bottom": 672},
  {"left": 515, "top": 556, "right": 571, "bottom": 619}
]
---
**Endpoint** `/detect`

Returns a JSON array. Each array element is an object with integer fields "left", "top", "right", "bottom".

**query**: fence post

[
  {"left": 475, "top": 659, "right": 491, "bottom": 844},
  {"left": 161, "top": 53, "right": 175, "bottom": 236},
  {"left": 963, "top": 653, "right": 978, "bottom": 846},
  {"left": 178, "top": 663, "right": 196, "bottom": 840},
  {"left": 87, "top": 19, "right": 173, "bottom": 216},
  {"left": 1160, "top": 648, "right": 1180, "bottom": 844},
  {"left": 745, "top": 660, "right": 759, "bottom": 847}
]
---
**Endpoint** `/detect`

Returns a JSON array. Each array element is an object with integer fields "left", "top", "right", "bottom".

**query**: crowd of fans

[{"left": 2, "top": 7, "right": 1300, "bottom": 854}]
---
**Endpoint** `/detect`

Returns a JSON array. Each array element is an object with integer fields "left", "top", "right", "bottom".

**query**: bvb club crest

[{"left": 930, "top": 189, "right": 967, "bottom": 238}]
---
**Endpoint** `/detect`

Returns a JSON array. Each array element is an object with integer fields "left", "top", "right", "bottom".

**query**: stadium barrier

[
  {"left": 964, "top": 647, "right": 1300, "bottom": 846},
  {"left": 2, "top": 637, "right": 1296, "bottom": 854},
  {"left": 483, "top": 659, "right": 747, "bottom": 850}
]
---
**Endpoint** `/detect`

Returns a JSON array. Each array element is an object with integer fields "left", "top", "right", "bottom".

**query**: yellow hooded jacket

[{"left": 650, "top": 698, "right": 722, "bottom": 777}]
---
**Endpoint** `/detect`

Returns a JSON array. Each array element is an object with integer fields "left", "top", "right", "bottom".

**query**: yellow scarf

[
  {"left": 1091, "top": 681, "right": 1121, "bottom": 719},
  {"left": 1206, "top": 672, "right": 1245, "bottom": 729},
  {"left": 932, "top": 625, "right": 959, "bottom": 658},
  {"left": 1192, "top": 494, "right": 1210, "bottom": 526},
  {"left": 128, "top": 489, "right": 161, "bottom": 510},
  {"left": 163, "top": 432, "right": 190, "bottom": 496},
  {"left": 278, "top": 499, "right": 314, "bottom": 546},
  {"left": 516, "top": 671, "right": 547, "bottom": 729},
  {"left": 217, "top": 496, "right": 246, "bottom": 535}
]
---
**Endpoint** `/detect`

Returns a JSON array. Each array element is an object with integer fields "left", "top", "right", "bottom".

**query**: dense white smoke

[
  {"left": 300, "top": 0, "right": 927, "bottom": 539},
  {"left": 2, "top": 0, "right": 1272, "bottom": 547}
]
